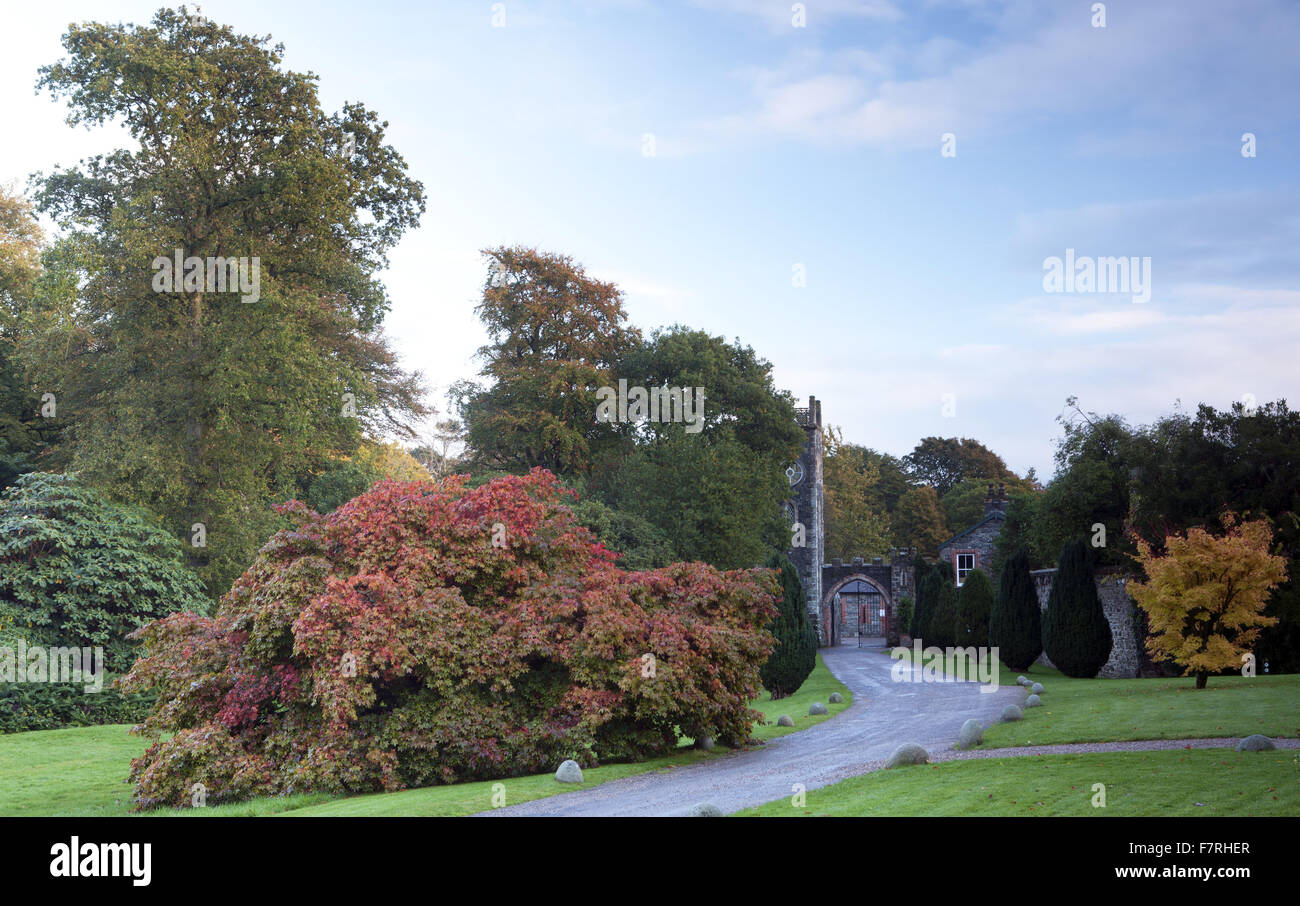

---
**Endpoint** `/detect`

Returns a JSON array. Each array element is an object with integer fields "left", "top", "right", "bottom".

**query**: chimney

[{"left": 984, "top": 483, "right": 1007, "bottom": 515}]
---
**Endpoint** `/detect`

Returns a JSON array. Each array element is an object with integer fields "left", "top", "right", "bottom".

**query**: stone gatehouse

[
  {"left": 820, "top": 553, "right": 915, "bottom": 647},
  {"left": 785, "top": 394, "right": 1140, "bottom": 671},
  {"left": 785, "top": 396, "right": 913, "bottom": 647}
]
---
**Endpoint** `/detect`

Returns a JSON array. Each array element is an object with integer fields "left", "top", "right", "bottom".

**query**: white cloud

[
  {"left": 696, "top": 0, "right": 1300, "bottom": 150},
  {"left": 691, "top": 0, "right": 902, "bottom": 32}
]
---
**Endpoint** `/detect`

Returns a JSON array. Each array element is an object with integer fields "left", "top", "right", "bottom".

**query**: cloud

[
  {"left": 691, "top": 0, "right": 902, "bottom": 32},
  {"left": 1011, "top": 190, "right": 1300, "bottom": 289},
  {"left": 696, "top": 0, "right": 1300, "bottom": 150},
  {"left": 784, "top": 277, "right": 1300, "bottom": 475}
]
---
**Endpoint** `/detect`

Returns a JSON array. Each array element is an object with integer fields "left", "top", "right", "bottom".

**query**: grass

[
  {"left": 746, "top": 653, "right": 852, "bottom": 741},
  {"left": 883, "top": 645, "right": 1299, "bottom": 746},
  {"left": 737, "top": 748, "right": 1300, "bottom": 817},
  {"left": 284, "top": 750, "right": 716, "bottom": 816},
  {"left": 0, "top": 724, "right": 149, "bottom": 817},
  {"left": 0, "top": 654, "right": 851, "bottom": 817}
]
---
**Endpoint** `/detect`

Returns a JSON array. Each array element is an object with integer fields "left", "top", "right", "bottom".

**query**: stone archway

[{"left": 822, "top": 573, "right": 893, "bottom": 646}]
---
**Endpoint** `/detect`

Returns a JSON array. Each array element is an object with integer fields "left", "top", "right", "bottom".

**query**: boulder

[
  {"left": 829, "top": 692, "right": 844, "bottom": 704},
  {"left": 1030, "top": 682, "right": 1044, "bottom": 694},
  {"left": 886, "top": 743, "right": 930, "bottom": 768},
  {"left": 555, "top": 760, "right": 584, "bottom": 783},
  {"left": 776, "top": 714, "right": 794, "bottom": 727},
  {"left": 1016, "top": 675, "right": 1030, "bottom": 686},
  {"left": 809, "top": 702, "right": 828, "bottom": 716},
  {"left": 956, "top": 719, "right": 984, "bottom": 750},
  {"left": 1001, "top": 704, "right": 1023, "bottom": 722},
  {"left": 688, "top": 803, "right": 724, "bottom": 817},
  {"left": 1236, "top": 734, "right": 1276, "bottom": 752},
  {"left": 1024, "top": 694, "right": 1042, "bottom": 708},
  {"left": 695, "top": 736, "right": 715, "bottom": 751}
]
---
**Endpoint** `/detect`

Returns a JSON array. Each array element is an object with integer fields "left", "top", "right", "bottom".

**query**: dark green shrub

[
  {"left": 0, "top": 680, "right": 155, "bottom": 733},
  {"left": 760, "top": 553, "right": 818, "bottom": 698},
  {"left": 1042, "top": 539, "right": 1113, "bottom": 677},
  {"left": 991, "top": 549, "right": 1043, "bottom": 670},
  {"left": 305, "top": 460, "right": 380, "bottom": 513},
  {"left": 0, "top": 472, "right": 210, "bottom": 674},
  {"left": 911, "top": 559, "right": 935, "bottom": 639},
  {"left": 956, "top": 569, "right": 993, "bottom": 647},
  {"left": 929, "top": 561, "right": 958, "bottom": 647},
  {"left": 569, "top": 495, "right": 674, "bottom": 569},
  {"left": 895, "top": 595, "right": 914, "bottom": 640}
]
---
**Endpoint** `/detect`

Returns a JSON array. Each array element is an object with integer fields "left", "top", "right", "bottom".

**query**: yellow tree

[
  {"left": 892, "top": 485, "right": 950, "bottom": 558},
  {"left": 822, "top": 427, "right": 891, "bottom": 560},
  {"left": 355, "top": 439, "right": 430, "bottom": 481},
  {"left": 1128, "top": 514, "right": 1286, "bottom": 688}
]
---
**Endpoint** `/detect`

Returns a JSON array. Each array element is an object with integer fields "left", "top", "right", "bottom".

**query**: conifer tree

[
  {"left": 956, "top": 568, "right": 994, "bottom": 648},
  {"left": 991, "top": 549, "right": 1043, "bottom": 670},
  {"left": 1042, "top": 539, "right": 1113, "bottom": 677},
  {"left": 911, "top": 558, "right": 935, "bottom": 639},
  {"left": 930, "top": 561, "right": 959, "bottom": 647},
  {"left": 760, "top": 553, "right": 818, "bottom": 698}
]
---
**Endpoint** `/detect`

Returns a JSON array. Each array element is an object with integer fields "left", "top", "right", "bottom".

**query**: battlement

[{"left": 794, "top": 395, "right": 822, "bottom": 429}]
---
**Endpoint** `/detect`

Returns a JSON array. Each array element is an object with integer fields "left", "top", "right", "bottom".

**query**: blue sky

[{"left": 3, "top": 0, "right": 1298, "bottom": 477}]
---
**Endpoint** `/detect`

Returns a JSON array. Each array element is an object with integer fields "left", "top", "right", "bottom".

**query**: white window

[{"left": 956, "top": 553, "right": 975, "bottom": 586}]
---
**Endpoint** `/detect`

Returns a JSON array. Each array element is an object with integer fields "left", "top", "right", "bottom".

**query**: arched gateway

[
  {"left": 823, "top": 573, "right": 891, "bottom": 646},
  {"left": 785, "top": 396, "right": 915, "bottom": 647}
]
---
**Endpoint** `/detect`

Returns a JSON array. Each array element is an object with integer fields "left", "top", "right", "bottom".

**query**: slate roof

[{"left": 937, "top": 509, "right": 1006, "bottom": 550}]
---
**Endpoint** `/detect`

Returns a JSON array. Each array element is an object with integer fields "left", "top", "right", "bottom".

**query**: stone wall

[
  {"left": 889, "top": 547, "right": 915, "bottom": 606},
  {"left": 1031, "top": 567, "right": 1139, "bottom": 678}
]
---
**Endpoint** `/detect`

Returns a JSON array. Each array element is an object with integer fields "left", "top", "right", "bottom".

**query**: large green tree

[
  {"left": 903, "top": 436, "right": 1018, "bottom": 497},
  {"left": 454, "top": 246, "right": 641, "bottom": 476},
  {"left": 997, "top": 396, "right": 1300, "bottom": 672},
  {"left": 1127, "top": 401, "right": 1300, "bottom": 673},
  {"left": 602, "top": 426, "right": 790, "bottom": 569},
  {"left": 999, "top": 399, "right": 1136, "bottom": 570},
  {"left": 941, "top": 474, "right": 1035, "bottom": 534},
  {"left": 595, "top": 327, "right": 802, "bottom": 569},
  {"left": 0, "top": 186, "right": 62, "bottom": 489},
  {"left": 23, "top": 8, "right": 427, "bottom": 593}
]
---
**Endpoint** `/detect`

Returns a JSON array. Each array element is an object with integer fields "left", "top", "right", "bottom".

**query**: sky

[{"left": 2, "top": 0, "right": 1298, "bottom": 478}]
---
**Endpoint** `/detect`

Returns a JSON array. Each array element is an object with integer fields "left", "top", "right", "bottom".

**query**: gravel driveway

[{"left": 477, "top": 641, "right": 1022, "bottom": 817}]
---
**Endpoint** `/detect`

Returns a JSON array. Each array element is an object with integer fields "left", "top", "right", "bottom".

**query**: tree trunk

[{"left": 1195, "top": 670, "right": 1208, "bottom": 689}]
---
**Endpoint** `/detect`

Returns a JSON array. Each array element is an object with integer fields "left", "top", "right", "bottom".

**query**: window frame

[{"left": 953, "top": 550, "right": 978, "bottom": 587}]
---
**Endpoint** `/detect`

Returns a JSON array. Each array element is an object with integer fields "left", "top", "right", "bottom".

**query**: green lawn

[
  {"left": 747, "top": 653, "right": 852, "bottom": 741},
  {"left": 0, "top": 724, "right": 149, "bottom": 817},
  {"left": 285, "top": 750, "right": 717, "bottom": 816},
  {"left": 0, "top": 655, "right": 851, "bottom": 817},
  {"left": 737, "top": 748, "right": 1300, "bottom": 817},
  {"left": 884, "top": 646, "right": 1299, "bottom": 746}
]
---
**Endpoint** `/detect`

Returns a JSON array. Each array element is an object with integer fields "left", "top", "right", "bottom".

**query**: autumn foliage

[
  {"left": 1128, "top": 513, "right": 1286, "bottom": 688},
  {"left": 118, "top": 470, "right": 777, "bottom": 809}
]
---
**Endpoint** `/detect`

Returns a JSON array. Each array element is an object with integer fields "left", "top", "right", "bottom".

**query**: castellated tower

[{"left": 786, "top": 396, "right": 825, "bottom": 643}]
